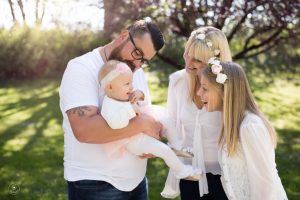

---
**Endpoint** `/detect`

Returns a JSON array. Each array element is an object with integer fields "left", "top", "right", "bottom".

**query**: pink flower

[
  {"left": 116, "top": 63, "right": 130, "bottom": 73},
  {"left": 211, "top": 64, "right": 222, "bottom": 74}
]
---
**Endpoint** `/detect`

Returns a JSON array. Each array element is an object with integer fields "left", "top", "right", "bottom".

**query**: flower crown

[
  {"left": 191, "top": 30, "right": 220, "bottom": 57},
  {"left": 208, "top": 57, "right": 227, "bottom": 84}
]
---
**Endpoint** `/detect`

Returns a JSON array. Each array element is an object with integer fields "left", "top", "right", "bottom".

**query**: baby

[{"left": 98, "top": 60, "right": 201, "bottom": 184}]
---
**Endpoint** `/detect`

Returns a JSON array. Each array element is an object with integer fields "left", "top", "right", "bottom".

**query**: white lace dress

[{"left": 219, "top": 112, "right": 288, "bottom": 200}]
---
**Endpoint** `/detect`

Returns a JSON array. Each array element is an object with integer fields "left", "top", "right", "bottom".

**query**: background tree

[
  {"left": 102, "top": 0, "right": 299, "bottom": 70},
  {"left": 35, "top": 0, "right": 46, "bottom": 26},
  {"left": 102, "top": 0, "right": 148, "bottom": 39},
  {"left": 8, "top": 0, "right": 17, "bottom": 25},
  {"left": 17, "top": 0, "right": 26, "bottom": 25}
]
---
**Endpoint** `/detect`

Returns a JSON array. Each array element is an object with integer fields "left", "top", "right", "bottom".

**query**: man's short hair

[{"left": 127, "top": 20, "right": 164, "bottom": 51}]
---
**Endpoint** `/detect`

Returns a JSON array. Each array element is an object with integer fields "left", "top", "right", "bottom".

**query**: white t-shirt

[{"left": 59, "top": 47, "right": 150, "bottom": 191}]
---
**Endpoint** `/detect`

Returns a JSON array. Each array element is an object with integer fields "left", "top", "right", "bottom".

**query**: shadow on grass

[
  {"left": 276, "top": 129, "right": 300, "bottom": 200},
  {"left": 0, "top": 79, "right": 66, "bottom": 200}
]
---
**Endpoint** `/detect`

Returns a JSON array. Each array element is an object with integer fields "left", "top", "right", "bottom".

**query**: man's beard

[{"left": 108, "top": 41, "right": 137, "bottom": 72}]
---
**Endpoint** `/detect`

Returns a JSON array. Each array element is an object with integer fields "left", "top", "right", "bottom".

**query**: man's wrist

[{"left": 130, "top": 115, "right": 144, "bottom": 132}]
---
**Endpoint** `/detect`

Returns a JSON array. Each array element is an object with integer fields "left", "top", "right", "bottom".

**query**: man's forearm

[{"left": 67, "top": 106, "right": 142, "bottom": 144}]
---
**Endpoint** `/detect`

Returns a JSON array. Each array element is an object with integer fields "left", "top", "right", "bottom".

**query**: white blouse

[
  {"left": 161, "top": 70, "right": 223, "bottom": 198},
  {"left": 219, "top": 112, "right": 288, "bottom": 200}
]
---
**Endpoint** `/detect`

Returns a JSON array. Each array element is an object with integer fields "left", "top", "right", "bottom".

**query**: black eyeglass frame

[{"left": 128, "top": 32, "right": 150, "bottom": 65}]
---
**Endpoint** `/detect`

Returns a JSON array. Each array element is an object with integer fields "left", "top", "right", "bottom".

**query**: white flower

[
  {"left": 144, "top": 17, "right": 152, "bottom": 23},
  {"left": 216, "top": 73, "right": 227, "bottom": 84},
  {"left": 208, "top": 57, "right": 217, "bottom": 64},
  {"left": 196, "top": 33, "right": 205, "bottom": 40},
  {"left": 214, "top": 49, "right": 220, "bottom": 56},
  {"left": 208, "top": 57, "right": 221, "bottom": 66},
  {"left": 191, "top": 31, "right": 197, "bottom": 37},
  {"left": 211, "top": 59, "right": 220, "bottom": 65},
  {"left": 206, "top": 41, "right": 212, "bottom": 47}
]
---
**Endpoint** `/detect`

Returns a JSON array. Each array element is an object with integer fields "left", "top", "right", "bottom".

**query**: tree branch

[
  {"left": 156, "top": 53, "right": 183, "bottom": 70},
  {"left": 234, "top": 28, "right": 285, "bottom": 59},
  {"left": 215, "top": 0, "right": 233, "bottom": 30},
  {"left": 8, "top": 0, "right": 17, "bottom": 24},
  {"left": 227, "top": 0, "right": 268, "bottom": 42},
  {"left": 17, "top": 0, "right": 26, "bottom": 25}
]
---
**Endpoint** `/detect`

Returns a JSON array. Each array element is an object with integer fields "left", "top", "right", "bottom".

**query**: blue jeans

[{"left": 67, "top": 177, "right": 148, "bottom": 200}]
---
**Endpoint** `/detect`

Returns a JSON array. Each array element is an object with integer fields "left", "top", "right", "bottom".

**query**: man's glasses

[{"left": 128, "top": 32, "right": 149, "bottom": 65}]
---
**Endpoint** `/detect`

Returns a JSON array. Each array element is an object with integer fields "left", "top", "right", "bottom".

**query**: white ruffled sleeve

[
  {"left": 166, "top": 73, "right": 178, "bottom": 125},
  {"left": 240, "top": 122, "right": 277, "bottom": 200},
  {"left": 160, "top": 72, "right": 183, "bottom": 199}
]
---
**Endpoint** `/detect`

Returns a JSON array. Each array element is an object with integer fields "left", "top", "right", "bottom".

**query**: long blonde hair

[
  {"left": 185, "top": 26, "right": 232, "bottom": 104},
  {"left": 202, "top": 62, "right": 277, "bottom": 156}
]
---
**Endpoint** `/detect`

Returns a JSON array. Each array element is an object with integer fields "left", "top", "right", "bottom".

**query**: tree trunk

[
  {"left": 35, "top": 0, "right": 45, "bottom": 26},
  {"left": 103, "top": 0, "right": 124, "bottom": 39},
  {"left": 103, "top": 0, "right": 147, "bottom": 39},
  {"left": 8, "top": 0, "right": 17, "bottom": 24},
  {"left": 17, "top": 0, "right": 26, "bottom": 25}
]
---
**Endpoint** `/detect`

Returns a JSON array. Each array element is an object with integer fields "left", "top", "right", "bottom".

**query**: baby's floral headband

[
  {"left": 191, "top": 30, "right": 220, "bottom": 57},
  {"left": 100, "top": 63, "right": 130, "bottom": 89},
  {"left": 208, "top": 57, "right": 227, "bottom": 84}
]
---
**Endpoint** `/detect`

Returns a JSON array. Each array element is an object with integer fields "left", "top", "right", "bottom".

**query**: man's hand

[
  {"left": 129, "top": 90, "right": 144, "bottom": 104},
  {"left": 132, "top": 113, "right": 162, "bottom": 140}
]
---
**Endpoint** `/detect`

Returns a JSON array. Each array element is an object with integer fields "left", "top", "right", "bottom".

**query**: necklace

[{"left": 103, "top": 46, "right": 108, "bottom": 62}]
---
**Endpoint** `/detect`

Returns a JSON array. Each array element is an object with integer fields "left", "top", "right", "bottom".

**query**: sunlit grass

[
  {"left": 0, "top": 79, "right": 66, "bottom": 200},
  {"left": 0, "top": 74, "right": 299, "bottom": 200}
]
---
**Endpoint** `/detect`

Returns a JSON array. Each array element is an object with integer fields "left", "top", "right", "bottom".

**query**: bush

[{"left": 0, "top": 26, "right": 106, "bottom": 79}]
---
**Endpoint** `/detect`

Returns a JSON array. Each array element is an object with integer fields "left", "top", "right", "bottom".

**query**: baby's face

[{"left": 109, "top": 71, "right": 133, "bottom": 101}]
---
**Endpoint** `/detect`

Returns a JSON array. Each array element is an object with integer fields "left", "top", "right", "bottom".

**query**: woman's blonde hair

[
  {"left": 185, "top": 26, "right": 232, "bottom": 104},
  {"left": 202, "top": 62, "right": 277, "bottom": 156}
]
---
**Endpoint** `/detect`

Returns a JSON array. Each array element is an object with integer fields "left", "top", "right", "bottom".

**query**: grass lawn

[{"left": 0, "top": 72, "right": 299, "bottom": 200}]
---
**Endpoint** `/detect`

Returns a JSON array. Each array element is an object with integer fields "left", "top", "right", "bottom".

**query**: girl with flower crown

[
  {"left": 198, "top": 61, "right": 288, "bottom": 200},
  {"left": 161, "top": 27, "right": 231, "bottom": 199}
]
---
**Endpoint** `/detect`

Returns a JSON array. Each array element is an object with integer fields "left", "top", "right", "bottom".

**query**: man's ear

[{"left": 117, "top": 30, "right": 129, "bottom": 42}]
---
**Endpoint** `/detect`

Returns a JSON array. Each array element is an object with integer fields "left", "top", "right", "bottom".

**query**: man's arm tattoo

[{"left": 66, "top": 106, "right": 92, "bottom": 117}]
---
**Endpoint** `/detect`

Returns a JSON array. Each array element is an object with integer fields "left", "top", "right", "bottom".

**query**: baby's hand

[
  {"left": 129, "top": 90, "right": 144, "bottom": 104},
  {"left": 132, "top": 103, "right": 141, "bottom": 115}
]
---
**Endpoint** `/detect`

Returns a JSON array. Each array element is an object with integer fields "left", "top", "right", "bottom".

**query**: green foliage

[{"left": 0, "top": 27, "right": 105, "bottom": 79}]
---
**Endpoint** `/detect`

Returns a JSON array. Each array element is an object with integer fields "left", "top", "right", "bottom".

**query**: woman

[
  {"left": 198, "top": 61, "right": 288, "bottom": 200},
  {"left": 161, "top": 26, "right": 231, "bottom": 199}
]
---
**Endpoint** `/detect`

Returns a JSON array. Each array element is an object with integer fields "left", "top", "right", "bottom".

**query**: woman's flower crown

[
  {"left": 208, "top": 57, "right": 227, "bottom": 84},
  {"left": 191, "top": 30, "right": 220, "bottom": 57}
]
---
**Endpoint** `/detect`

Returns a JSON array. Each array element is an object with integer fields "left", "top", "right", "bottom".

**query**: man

[{"left": 59, "top": 19, "right": 164, "bottom": 200}]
